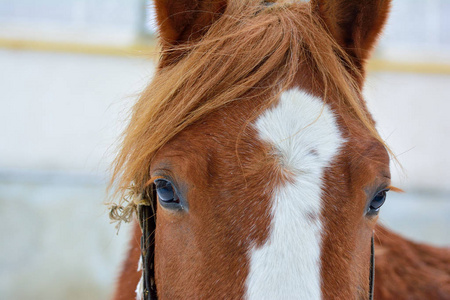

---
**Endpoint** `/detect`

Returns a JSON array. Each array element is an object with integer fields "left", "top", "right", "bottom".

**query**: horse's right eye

[{"left": 155, "top": 179, "right": 180, "bottom": 205}]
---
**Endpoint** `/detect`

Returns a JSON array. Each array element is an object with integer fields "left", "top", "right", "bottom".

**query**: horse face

[
  {"left": 150, "top": 90, "right": 391, "bottom": 299},
  {"left": 121, "top": 0, "right": 393, "bottom": 298}
]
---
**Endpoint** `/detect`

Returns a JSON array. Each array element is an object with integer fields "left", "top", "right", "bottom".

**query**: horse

[{"left": 110, "top": 0, "right": 450, "bottom": 299}]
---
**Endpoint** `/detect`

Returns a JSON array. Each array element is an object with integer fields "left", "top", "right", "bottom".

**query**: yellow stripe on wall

[
  {"left": 1, "top": 38, "right": 450, "bottom": 75},
  {"left": 368, "top": 59, "right": 450, "bottom": 75},
  {"left": 0, "top": 38, "right": 158, "bottom": 58}
]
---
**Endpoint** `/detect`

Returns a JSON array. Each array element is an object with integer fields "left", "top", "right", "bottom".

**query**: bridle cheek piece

[
  {"left": 137, "top": 201, "right": 375, "bottom": 300},
  {"left": 138, "top": 203, "right": 157, "bottom": 300},
  {"left": 369, "top": 234, "right": 375, "bottom": 300}
]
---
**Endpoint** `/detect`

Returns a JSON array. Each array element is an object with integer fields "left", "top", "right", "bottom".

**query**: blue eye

[
  {"left": 155, "top": 179, "right": 179, "bottom": 204},
  {"left": 368, "top": 189, "right": 388, "bottom": 214}
]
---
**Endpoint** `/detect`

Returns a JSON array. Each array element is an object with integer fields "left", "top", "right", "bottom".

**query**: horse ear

[
  {"left": 312, "top": 0, "right": 391, "bottom": 68},
  {"left": 154, "top": 0, "right": 227, "bottom": 49}
]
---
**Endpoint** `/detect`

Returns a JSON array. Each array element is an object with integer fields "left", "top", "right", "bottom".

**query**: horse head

[{"left": 112, "top": 1, "right": 393, "bottom": 298}]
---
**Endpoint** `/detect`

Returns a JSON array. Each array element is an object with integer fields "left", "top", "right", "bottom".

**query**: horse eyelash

[
  {"left": 145, "top": 176, "right": 165, "bottom": 188},
  {"left": 386, "top": 185, "right": 404, "bottom": 193}
]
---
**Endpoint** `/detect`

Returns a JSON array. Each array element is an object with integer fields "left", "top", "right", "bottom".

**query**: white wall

[
  {"left": 0, "top": 0, "right": 148, "bottom": 45},
  {"left": 0, "top": 49, "right": 155, "bottom": 300},
  {"left": 378, "top": 0, "right": 450, "bottom": 63},
  {"left": 365, "top": 72, "right": 450, "bottom": 193}
]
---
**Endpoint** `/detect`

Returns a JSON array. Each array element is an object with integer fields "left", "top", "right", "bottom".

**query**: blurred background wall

[{"left": 0, "top": 1, "right": 449, "bottom": 299}]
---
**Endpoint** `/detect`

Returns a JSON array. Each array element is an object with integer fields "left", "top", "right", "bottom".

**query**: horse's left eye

[
  {"left": 155, "top": 179, "right": 180, "bottom": 204},
  {"left": 368, "top": 189, "right": 388, "bottom": 214}
]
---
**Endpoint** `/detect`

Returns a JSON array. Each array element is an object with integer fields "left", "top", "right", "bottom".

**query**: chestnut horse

[{"left": 110, "top": 0, "right": 450, "bottom": 299}]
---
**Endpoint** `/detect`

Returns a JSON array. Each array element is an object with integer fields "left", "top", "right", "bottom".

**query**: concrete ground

[{"left": 0, "top": 49, "right": 449, "bottom": 300}]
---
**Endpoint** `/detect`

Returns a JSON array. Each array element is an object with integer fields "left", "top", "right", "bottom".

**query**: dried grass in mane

[{"left": 109, "top": 0, "right": 390, "bottom": 224}]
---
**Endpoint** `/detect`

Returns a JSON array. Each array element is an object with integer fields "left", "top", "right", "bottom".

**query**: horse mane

[{"left": 109, "top": 1, "right": 386, "bottom": 223}]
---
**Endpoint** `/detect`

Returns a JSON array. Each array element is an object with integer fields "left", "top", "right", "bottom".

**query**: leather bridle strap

[
  {"left": 138, "top": 205, "right": 376, "bottom": 300},
  {"left": 138, "top": 204, "right": 157, "bottom": 300},
  {"left": 369, "top": 233, "right": 375, "bottom": 300}
]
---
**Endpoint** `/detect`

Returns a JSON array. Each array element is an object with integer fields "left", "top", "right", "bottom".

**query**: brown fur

[
  {"left": 114, "top": 223, "right": 450, "bottom": 299},
  {"left": 374, "top": 225, "right": 450, "bottom": 300},
  {"left": 112, "top": 224, "right": 142, "bottom": 300},
  {"left": 312, "top": 0, "right": 391, "bottom": 77},
  {"left": 154, "top": 0, "right": 227, "bottom": 65},
  {"left": 149, "top": 103, "right": 278, "bottom": 298},
  {"left": 111, "top": 0, "right": 450, "bottom": 299}
]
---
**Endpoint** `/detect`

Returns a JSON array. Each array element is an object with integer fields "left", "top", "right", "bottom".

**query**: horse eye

[
  {"left": 155, "top": 179, "right": 180, "bottom": 204},
  {"left": 368, "top": 189, "right": 388, "bottom": 214}
]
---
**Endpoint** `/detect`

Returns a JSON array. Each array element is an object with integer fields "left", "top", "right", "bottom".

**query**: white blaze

[{"left": 245, "top": 88, "right": 344, "bottom": 299}]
